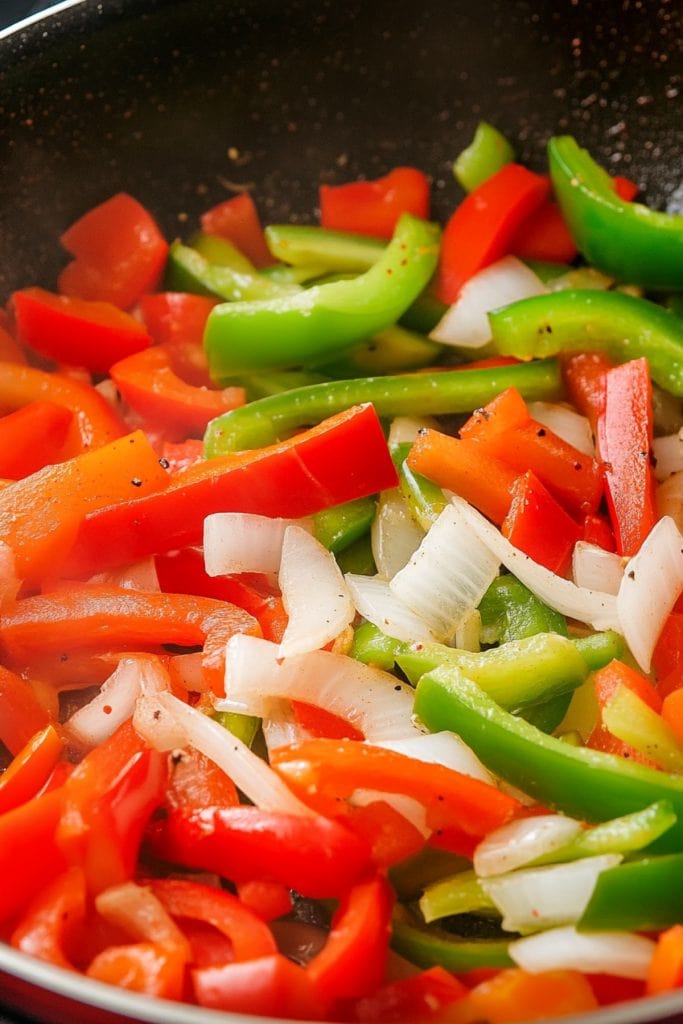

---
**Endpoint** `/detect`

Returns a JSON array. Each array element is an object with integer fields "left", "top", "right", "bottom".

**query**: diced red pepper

[
  {"left": 458, "top": 386, "right": 530, "bottom": 441},
  {"left": 192, "top": 952, "right": 321, "bottom": 1018},
  {"left": 511, "top": 200, "right": 579, "bottom": 264},
  {"left": 581, "top": 512, "right": 616, "bottom": 553},
  {"left": 587, "top": 659, "right": 661, "bottom": 763},
  {"left": 200, "top": 193, "right": 273, "bottom": 268},
  {"left": 0, "top": 402, "right": 73, "bottom": 479},
  {"left": 612, "top": 175, "right": 640, "bottom": 202},
  {"left": 10, "top": 866, "right": 86, "bottom": 969},
  {"left": 291, "top": 700, "right": 364, "bottom": 741},
  {"left": 164, "top": 746, "right": 239, "bottom": 814},
  {"left": 58, "top": 192, "right": 169, "bottom": 310},
  {"left": 86, "top": 942, "right": 187, "bottom": 998},
  {"left": 435, "top": 163, "right": 549, "bottom": 302},
  {"left": 0, "top": 786, "right": 68, "bottom": 923},
  {"left": 0, "top": 664, "right": 53, "bottom": 756},
  {"left": 320, "top": 166, "right": 430, "bottom": 239},
  {"left": 562, "top": 352, "right": 614, "bottom": 434},
  {"left": 138, "top": 292, "right": 219, "bottom": 346},
  {"left": 0, "top": 724, "right": 63, "bottom": 815},
  {"left": 12, "top": 288, "right": 152, "bottom": 374},
  {"left": 502, "top": 470, "right": 581, "bottom": 575},
  {"left": 235, "top": 881, "right": 293, "bottom": 923},
  {"left": 348, "top": 966, "right": 467, "bottom": 1023}
]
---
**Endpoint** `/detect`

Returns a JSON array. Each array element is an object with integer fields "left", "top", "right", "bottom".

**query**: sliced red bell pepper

[
  {"left": 148, "top": 878, "right": 277, "bottom": 962},
  {"left": 561, "top": 351, "right": 614, "bottom": 434},
  {"left": 502, "top": 470, "right": 581, "bottom": 575},
  {"left": 63, "top": 404, "right": 398, "bottom": 577},
  {"left": 164, "top": 746, "right": 239, "bottom": 814},
  {"left": 57, "top": 719, "right": 167, "bottom": 894},
  {"left": 0, "top": 429, "right": 169, "bottom": 584},
  {"left": 320, "top": 166, "right": 430, "bottom": 239},
  {"left": 192, "top": 952, "right": 321, "bottom": 1018},
  {"left": 290, "top": 700, "right": 364, "bottom": 742},
  {"left": 581, "top": 512, "right": 616, "bottom": 553},
  {"left": 587, "top": 658, "right": 661, "bottom": 764},
  {"left": 348, "top": 965, "right": 467, "bottom": 1023},
  {"left": 654, "top": 614, "right": 683, "bottom": 696},
  {"left": 343, "top": 799, "right": 426, "bottom": 869},
  {"left": 0, "top": 664, "right": 53, "bottom": 756},
  {"left": 0, "top": 786, "right": 68, "bottom": 923},
  {"left": 10, "top": 866, "right": 86, "bottom": 969},
  {"left": 86, "top": 942, "right": 187, "bottom": 998},
  {"left": 458, "top": 386, "right": 530, "bottom": 440},
  {"left": 271, "top": 739, "right": 522, "bottom": 839},
  {"left": 0, "top": 361, "right": 126, "bottom": 456},
  {"left": 12, "top": 288, "right": 153, "bottom": 374},
  {"left": 200, "top": 192, "right": 273, "bottom": 268},
  {"left": 0, "top": 317, "right": 26, "bottom": 364},
  {"left": 138, "top": 292, "right": 219, "bottom": 346},
  {"left": 511, "top": 199, "right": 579, "bottom": 264},
  {"left": 0, "top": 401, "right": 73, "bottom": 479},
  {"left": 306, "top": 874, "right": 394, "bottom": 1005},
  {"left": 145, "top": 805, "right": 373, "bottom": 899},
  {"left": 596, "top": 357, "right": 657, "bottom": 556},
  {"left": 58, "top": 192, "right": 169, "bottom": 310},
  {"left": 435, "top": 163, "right": 550, "bottom": 302},
  {"left": 234, "top": 880, "right": 293, "bottom": 922},
  {"left": 159, "top": 438, "right": 205, "bottom": 474},
  {"left": 612, "top": 175, "right": 640, "bottom": 202},
  {"left": 0, "top": 724, "right": 63, "bottom": 815}
]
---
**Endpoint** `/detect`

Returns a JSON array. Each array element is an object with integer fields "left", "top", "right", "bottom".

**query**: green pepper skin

[
  {"left": 391, "top": 442, "right": 447, "bottom": 530},
  {"left": 579, "top": 854, "right": 683, "bottom": 932},
  {"left": 453, "top": 121, "right": 515, "bottom": 193},
  {"left": 165, "top": 240, "right": 296, "bottom": 302},
  {"left": 489, "top": 289, "right": 683, "bottom": 396},
  {"left": 313, "top": 497, "right": 376, "bottom": 554},
  {"left": 264, "top": 224, "right": 385, "bottom": 272},
  {"left": 391, "top": 908, "right": 513, "bottom": 971},
  {"left": 414, "top": 665, "right": 683, "bottom": 852},
  {"left": 204, "top": 213, "right": 440, "bottom": 378},
  {"left": 204, "top": 358, "right": 562, "bottom": 454},
  {"left": 549, "top": 135, "right": 683, "bottom": 291},
  {"left": 478, "top": 575, "right": 568, "bottom": 644}
]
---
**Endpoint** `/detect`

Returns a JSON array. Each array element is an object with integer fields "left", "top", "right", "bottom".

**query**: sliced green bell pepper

[
  {"left": 204, "top": 213, "right": 440, "bottom": 378},
  {"left": 533, "top": 800, "right": 676, "bottom": 866},
  {"left": 478, "top": 575, "right": 568, "bottom": 645},
  {"left": 165, "top": 240, "right": 296, "bottom": 301},
  {"left": 489, "top": 289, "right": 683, "bottom": 396},
  {"left": 204, "top": 358, "right": 562, "bottom": 454},
  {"left": 264, "top": 224, "right": 385, "bottom": 272},
  {"left": 317, "top": 324, "right": 444, "bottom": 378},
  {"left": 313, "top": 496, "right": 376, "bottom": 554},
  {"left": 579, "top": 853, "right": 683, "bottom": 932},
  {"left": 414, "top": 664, "right": 683, "bottom": 852},
  {"left": 454, "top": 121, "right": 515, "bottom": 193},
  {"left": 392, "top": 907, "right": 513, "bottom": 971},
  {"left": 548, "top": 135, "right": 683, "bottom": 291}
]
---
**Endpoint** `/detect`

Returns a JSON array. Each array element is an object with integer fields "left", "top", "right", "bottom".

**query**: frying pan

[{"left": 0, "top": 0, "right": 682, "bottom": 1022}]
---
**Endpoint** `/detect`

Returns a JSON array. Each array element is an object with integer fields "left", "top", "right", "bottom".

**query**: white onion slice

[
  {"left": 527, "top": 402, "right": 595, "bottom": 458},
  {"left": 390, "top": 504, "right": 500, "bottom": 642},
  {"left": 372, "top": 489, "right": 425, "bottom": 580},
  {"left": 379, "top": 731, "right": 494, "bottom": 785},
  {"left": 617, "top": 515, "right": 683, "bottom": 671},
  {"left": 67, "top": 656, "right": 169, "bottom": 749},
  {"left": 449, "top": 495, "right": 620, "bottom": 631},
  {"left": 220, "top": 634, "right": 420, "bottom": 743},
  {"left": 134, "top": 689, "right": 314, "bottom": 816},
  {"left": 262, "top": 703, "right": 312, "bottom": 754},
  {"left": 454, "top": 607, "right": 481, "bottom": 652},
  {"left": 278, "top": 525, "right": 355, "bottom": 657},
  {"left": 345, "top": 573, "right": 438, "bottom": 644},
  {"left": 656, "top": 471, "right": 683, "bottom": 534},
  {"left": 653, "top": 430, "right": 683, "bottom": 481},
  {"left": 481, "top": 854, "right": 622, "bottom": 933},
  {"left": 388, "top": 415, "right": 439, "bottom": 446},
  {"left": 430, "top": 256, "right": 548, "bottom": 348},
  {"left": 473, "top": 815, "right": 583, "bottom": 878},
  {"left": 203, "top": 512, "right": 311, "bottom": 576},
  {"left": 572, "top": 542, "right": 625, "bottom": 596},
  {"left": 510, "top": 926, "right": 656, "bottom": 979}
]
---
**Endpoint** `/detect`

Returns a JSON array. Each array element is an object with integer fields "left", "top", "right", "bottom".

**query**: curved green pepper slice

[
  {"left": 203, "top": 213, "right": 441, "bottom": 378},
  {"left": 548, "top": 135, "right": 683, "bottom": 291},
  {"left": 391, "top": 907, "right": 513, "bottom": 971},
  {"left": 489, "top": 289, "right": 683, "bottom": 396},
  {"left": 579, "top": 853, "right": 683, "bottom": 932}
]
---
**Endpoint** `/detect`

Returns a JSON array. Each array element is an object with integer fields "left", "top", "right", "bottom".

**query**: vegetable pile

[{"left": 2, "top": 125, "right": 683, "bottom": 1023}]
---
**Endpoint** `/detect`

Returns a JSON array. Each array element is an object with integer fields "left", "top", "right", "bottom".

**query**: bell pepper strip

[
  {"left": 511, "top": 200, "right": 579, "bottom": 265},
  {"left": 265, "top": 223, "right": 385, "bottom": 273},
  {"left": 435, "top": 163, "right": 549, "bottom": 303},
  {"left": 200, "top": 192, "right": 273, "bottom": 268},
  {"left": 478, "top": 574, "right": 569, "bottom": 644},
  {"left": 0, "top": 787, "right": 68, "bottom": 923},
  {"left": 10, "top": 866, "right": 86, "bottom": 970},
  {"left": 86, "top": 942, "right": 188, "bottom": 998},
  {"left": 0, "top": 724, "right": 63, "bottom": 815},
  {"left": 0, "top": 402, "right": 73, "bottom": 479},
  {"left": 596, "top": 357, "right": 657, "bottom": 556},
  {"left": 203, "top": 213, "right": 440, "bottom": 378},
  {"left": 579, "top": 853, "right": 683, "bottom": 932},
  {"left": 501, "top": 471, "right": 581, "bottom": 575},
  {"left": 391, "top": 441, "right": 447, "bottom": 530},
  {"left": 235, "top": 880, "right": 293, "bottom": 922},
  {"left": 306, "top": 874, "right": 394, "bottom": 1007},
  {"left": 531, "top": 801, "right": 677, "bottom": 867},
  {"left": 581, "top": 512, "right": 616, "bottom": 553},
  {"left": 406, "top": 429, "right": 519, "bottom": 525},
  {"left": 453, "top": 121, "right": 515, "bottom": 192},
  {"left": 138, "top": 292, "right": 219, "bottom": 346},
  {"left": 11, "top": 288, "right": 152, "bottom": 375},
  {"left": 413, "top": 664, "right": 683, "bottom": 852},
  {"left": 548, "top": 135, "right": 683, "bottom": 290},
  {"left": 64, "top": 405, "right": 397, "bottom": 577},
  {"left": 57, "top": 719, "right": 166, "bottom": 895},
  {"left": 109, "top": 344, "right": 245, "bottom": 436},
  {"left": 58, "top": 192, "right": 169, "bottom": 310},
  {"left": 145, "top": 805, "right": 373, "bottom": 899},
  {"left": 164, "top": 240, "right": 297, "bottom": 302},
  {"left": 0, "top": 361, "right": 126, "bottom": 456},
  {"left": 320, "top": 167, "right": 430, "bottom": 239},
  {"left": 163, "top": 746, "right": 239, "bottom": 813},
  {"left": 204, "top": 359, "right": 562, "bottom": 454},
  {"left": 451, "top": 967, "right": 599, "bottom": 1022},
  {"left": 663, "top": 688, "right": 683, "bottom": 746},
  {"left": 192, "top": 953, "right": 321, "bottom": 1018},
  {"left": 647, "top": 925, "right": 683, "bottom": 995},
  {"left": 312, "top": 496, "right": 376, "bottom": 554},
  {"left": 391, "top": 907, "right": 513, "bottom": 971},
  {"left": 601, "top": 686, "right": 683, "bottom": 773},
  {"left": 341, "top": 798, "right": 426, "bottom": 869},
  {"left": 0, "top": 665, "right": 53, "bottom": 756},
  {"left": 458, "top": 385, "right": 529, "bottom": 440},
  {"left": 318, "top": 324, "right": 444, "bottom": 379},
  {"left": 0, "top": 430, "right": 169, "bottom": 584},
  {"left": 0, "top": 316, "right": 26, "bottom": 364},
  {"left": 587, "top": 659, "right": 661, "bottom": 764},
  {"left": 146, "top": 878, "right": 277, "bottom": 961},
  {"left": 270, "top": 739, "right": 522, "bottom": 839},
  {"left": 348, "top": 965, "right": 467, "bottom": 1023},
  {"left": 653, "top": 612, "right": 683, "bottom": 684},
  {"left": 561, "top": 351, "right": 614, "bottom": 432},
  {"left": 489, "top": 289, "right": 683, "bottom": 397}
]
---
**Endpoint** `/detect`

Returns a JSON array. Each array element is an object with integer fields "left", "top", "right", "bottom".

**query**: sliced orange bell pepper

[
  {"left": 448, "top": 968, "right": 598, "bottom": 1022},
  {"left": 647, "top": 924, "right": 683, "bottom": 994},
  {"left": 0, "top": 723, "right": 63, "bottom": 815},
  {"left": 86, "top": 942, "right": 188, "bottom": 998},
  {"left": 0, "top": 664, "right": 53, "bottom": 755}
]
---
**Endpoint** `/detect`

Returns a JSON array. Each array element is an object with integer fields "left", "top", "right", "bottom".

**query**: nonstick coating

[{"left": 0, "top": 1, "right": 682, "bottom": 1023}]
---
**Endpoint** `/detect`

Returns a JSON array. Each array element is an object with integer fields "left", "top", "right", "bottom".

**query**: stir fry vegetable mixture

[{"left": 2, "top": 126, "right": 683, "bottom": 1023}]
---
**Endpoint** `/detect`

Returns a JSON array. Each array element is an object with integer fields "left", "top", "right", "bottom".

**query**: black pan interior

[{"left": 0, "top": 0, "right": 681, "bottom": 303}]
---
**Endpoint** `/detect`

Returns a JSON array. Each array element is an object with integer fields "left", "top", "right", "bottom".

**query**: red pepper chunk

[
  {"left": 139, "top": 292, "right": 219, "bottom": 346},
  {"left": 348, "top": 966, "right": 467, "bottom": 1023},
  {"left": 58, "top": 192, "right": 169, "bottom": 310},
  {"left": 0, "top": 724, "right": 64, "bottom": 815},
  {"left": 200, "top": 192, "right": 273, "bottom": 268},
  {"left": 435, "top": 163, "right": 549, "bottom": 302},
  {"left": 587, "top": 659, "right": 661, "bottom": 764},
  {"left": 12, "top": 288, "right": 153, "bottom": 374},
  {"left": 0, "top": 787, "right": 68, "bottom": 923},
  {"left": 502, "top": 470, "right": 581, "bottom": 575},
  {"left": 320, "top": 166, "right": 430, "bottom": 239},
  {"left": 0, "top": 401, "right": 73, "bottom": 479},
  {"left": 511, "top": 199, "right": 579, "bottom": 264},
  {"left": 597, "top": 357, "right": 657, "bottom": 556},
  {"left": 193, "top": 953, "right": 322, "bottom": 1019},
  {"left": 10, "top": 866, "right": 86, "bottom": 970}
]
